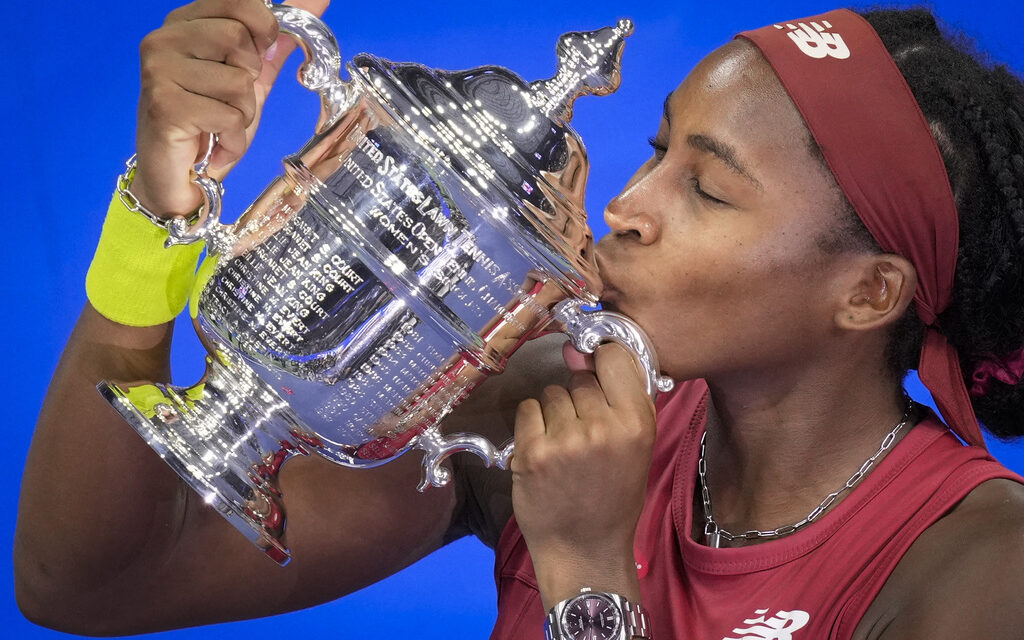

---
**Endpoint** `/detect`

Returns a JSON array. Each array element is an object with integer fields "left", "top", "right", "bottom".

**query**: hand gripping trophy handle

[
  {"left": 163, "top": 5, "right": 674, "bottom": 469},
  {"left": 162, "top": 3, "right": 355, "bottom": 254},
  {"left": 415, "top": 299, "right": 674, "bottom": 490},
  {"left": 102, "top": 2, "right": 674, "bottom": 563}
]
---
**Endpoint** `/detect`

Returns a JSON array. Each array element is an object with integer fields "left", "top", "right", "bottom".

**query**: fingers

[
  {"left": 165, "top": 0, "right": 279, "bottom": 54},
  {"left": 518, "top": 343, "right": 654, "bottom": 436},
  {"left": 561, "top": 341, "right": 653, "bottom": 413},
  {"left": 133, "top": 0, "right": 279, "bottom": 214},
  {"left": 540, "top": 384, "right": 582, "bottom": 433},
  {"left": 509, "top": 345, "right": 658, "bottom": 582},
  {"left": 140, "top": 18, "right": 263, "bottom": 120},
  {"left": 566, "top": 369, "right": 608, "bottom": 423},
  {"left": 562, "top": 340, "right": 596, "bottom": 374},
  {"left": 593, "top": 343, "right": 654, "bottom": 416},
  {"left": 164, "top": 18, "right": 265, "bottom": 78},
  {"left": 513, "top": 399, "right": 544, "bottom": 452}
]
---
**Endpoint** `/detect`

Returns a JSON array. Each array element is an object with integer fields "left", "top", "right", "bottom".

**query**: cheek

[
  {"left": 657, "top": 218, "right": 790, "bottom": 303},
  {"left": 649, "top": 230, "right": 834, "bottom": 366}
]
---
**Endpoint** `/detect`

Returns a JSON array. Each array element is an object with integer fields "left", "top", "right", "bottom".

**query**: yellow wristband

[{"left": 86, "top": 192, "right": 205, "bottom": 326}]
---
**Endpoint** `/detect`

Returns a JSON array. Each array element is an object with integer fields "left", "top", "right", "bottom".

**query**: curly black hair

[{"left": 845, "top": 8, "right": 1024, "bottom": 439}]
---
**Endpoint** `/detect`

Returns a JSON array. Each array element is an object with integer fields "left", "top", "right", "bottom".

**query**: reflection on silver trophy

[{"left": 100, "top": 3, "right": 673, "bottom": 563}]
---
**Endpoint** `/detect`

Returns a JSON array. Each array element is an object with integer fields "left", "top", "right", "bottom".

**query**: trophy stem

[{"left": 99, "top": 350, "right": 314, "bottom": 564}]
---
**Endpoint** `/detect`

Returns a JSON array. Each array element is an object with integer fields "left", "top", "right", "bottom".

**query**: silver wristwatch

[{"left": 544, "top": 587, "right": 651, "bottom": 640}]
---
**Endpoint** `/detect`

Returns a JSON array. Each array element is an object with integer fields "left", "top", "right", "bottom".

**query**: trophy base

[{"left": 98, "top": 350, "right": 319, "bottom": 565}]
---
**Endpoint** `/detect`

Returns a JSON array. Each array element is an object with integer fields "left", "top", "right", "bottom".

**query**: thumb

[{"left": 562, "top": 340, "right": 596, "bottom": 375}]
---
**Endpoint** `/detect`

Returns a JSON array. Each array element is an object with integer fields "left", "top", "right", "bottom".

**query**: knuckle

[
  {"left": 239, "top": 103, "right": 256, "bottom": 128},
  {"left": 225, "top": 19, "right": 251, "bottom": 47},
  {"left": 539, "top": 384, "right": 565, "bottom": 404},
  {"left": 163, "top": 6, "right": 187, "bottom": 25},
  {"left": 253, "top": 3, "right": 279, "bottom": 43},
  {"left": 138, "top": 30, "right": 167, "bottom": 60},
  {"left": 142, "top": 85, "right": 173, "bottom": 121},
  {"left": 523, "top": 444, "right": 554, "bottom": 471},
  {"left": 510, "top": 444, "right": 539, "bottom": 474},
  {"left": 597, "top": 341, "right": 630, "bottom": 365},
  {"left": 516, "top": 397, "right": 541, "bottom": 416},
  {"left": 138, "top": 59, "right": 158, "bottom": 86},
  {"left": 627, "top": 418, "right": 656, "bottom": 448},
  {"left": 225, "top": 107, "right": 248, "bottom": 131},
  {"left": 138, "top": 57, "right": 172, "bottom": 89},
  {"left": 225, "top": 71, "right": 256, "bottom": 111},
  {"left": 569, "top": 370, "right": 597, "bottom": 388},
  {"left": 226, "top": 0, "right": 276, "bottom": 41}
]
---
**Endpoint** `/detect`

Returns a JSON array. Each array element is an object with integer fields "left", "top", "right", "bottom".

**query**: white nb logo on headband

[{"left": 774, "top": 21, "right": 850, "bottom": 59}]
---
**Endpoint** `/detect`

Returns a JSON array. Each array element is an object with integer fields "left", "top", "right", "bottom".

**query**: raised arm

[{"left": 14, "top": 1, "right": 460, "bottom": 634}]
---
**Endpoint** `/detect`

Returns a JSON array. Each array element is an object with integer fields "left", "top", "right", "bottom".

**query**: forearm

[
  {"left": 510, "top": 343, "right": 656, "bottom": 612},
  {"left": 15, "top": 304, "right": 187, "bottom": 622},
  {"left": 533, "top": 545, "right": 642, "bottom": 611}
]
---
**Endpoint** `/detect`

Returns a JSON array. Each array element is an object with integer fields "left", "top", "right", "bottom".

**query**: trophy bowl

[{"left": 100, "top": 3, "right": 672, "bottom": 564}]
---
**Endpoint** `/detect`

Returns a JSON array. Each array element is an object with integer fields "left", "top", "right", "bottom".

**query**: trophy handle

[
  {"left": 413, "top": 298, "right": 673, "bottom": 491},
  {"left": 414, "top": 428, "right": 515, "bottom": 492},
  {"left": 554, "top": 298, "right": 675, "bottom": 397},
  {"left": 164, "top": 134, "right": 231, "bottom": 253},
  {"left": 271, "top": 3, "right": 355, "bottom": 130},
  {"left": 165, "top": 2, "right": 355, "bottom": 250}
]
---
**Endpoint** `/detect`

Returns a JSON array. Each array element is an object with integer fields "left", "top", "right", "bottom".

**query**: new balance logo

[
  {"left": 773, "top": 21, "right": 850, "bottom": 59},
  {"left": 722, "top": 608, "right": 811, "bottom": 640}
]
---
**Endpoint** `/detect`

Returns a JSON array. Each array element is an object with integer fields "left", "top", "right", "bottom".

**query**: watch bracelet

[{"left": 623, "top": 597, "right": 651, "bottom": 639}]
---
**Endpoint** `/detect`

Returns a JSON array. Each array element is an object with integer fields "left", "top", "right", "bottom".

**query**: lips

[{"left": 594, "top": 251, "right": 623, "bottom": 309}]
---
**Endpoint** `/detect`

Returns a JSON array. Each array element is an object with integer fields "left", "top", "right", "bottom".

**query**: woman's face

[{"left": 596, "top": 40, "right": 864, "bottom": 382}]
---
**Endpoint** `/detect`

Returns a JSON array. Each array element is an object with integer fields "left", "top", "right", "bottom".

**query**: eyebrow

[
  {"left": 663, "top": 92, "right": 673, "bottom": 124},
  {"left": 686, "top": 133, "right": 764, "bottom": 191}
]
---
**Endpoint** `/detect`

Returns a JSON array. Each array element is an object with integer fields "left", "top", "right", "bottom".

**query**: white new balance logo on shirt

[
  {"left": 774, "top": 21, "right": 850, "bottom": 59},
  {"left": 721, "top": 608, "right": 811, "bottom": 640}
]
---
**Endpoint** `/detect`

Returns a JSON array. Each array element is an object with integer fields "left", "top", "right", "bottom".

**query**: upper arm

[
  {"left": 861, "top": 478, "right": 1024, "bottom": 640},
  {"left": 16, "top": 312, "right": 565, "bottom": 636},
  {"left": 152, "top": 332, "right": 570, "bottom": 629},
  {"left": 22, "top": 449, "right": 458, "bottom": 635}
]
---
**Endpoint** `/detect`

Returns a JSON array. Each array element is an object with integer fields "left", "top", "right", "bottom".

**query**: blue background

[{"left": 5, "top": 0, "right": 1022, "bottom": 637}]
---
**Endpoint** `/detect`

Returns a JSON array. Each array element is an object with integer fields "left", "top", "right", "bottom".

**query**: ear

[{"left": 834, "top": 255, "right": 918, "bottom": 331}]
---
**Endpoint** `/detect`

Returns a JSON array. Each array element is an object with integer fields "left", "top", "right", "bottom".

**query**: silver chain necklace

[{"left": 698, "top": 398, "right": 914, "bottom": 548}]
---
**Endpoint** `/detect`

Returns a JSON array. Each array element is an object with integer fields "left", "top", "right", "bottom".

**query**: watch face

[{"left": 560, "top": 594, "right": 622, "bottom": 640}]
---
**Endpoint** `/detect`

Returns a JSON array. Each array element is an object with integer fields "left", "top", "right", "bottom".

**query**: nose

[{"left": 603, "top": 173, "right": 661, "bottom": 245}]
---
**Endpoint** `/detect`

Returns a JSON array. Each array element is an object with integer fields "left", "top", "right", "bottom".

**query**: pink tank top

[{"left": 491, "top": 379, "right": 1022, "bottom": 639}]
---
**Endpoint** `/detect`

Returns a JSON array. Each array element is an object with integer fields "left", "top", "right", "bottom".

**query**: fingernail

[{"left": 264, "top": 41, "right": 278, "bottom": 61}]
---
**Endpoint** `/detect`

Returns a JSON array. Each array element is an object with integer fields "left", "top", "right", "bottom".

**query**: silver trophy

[{"left": 100, "top": 3, "right": 673, "bottom": 564}]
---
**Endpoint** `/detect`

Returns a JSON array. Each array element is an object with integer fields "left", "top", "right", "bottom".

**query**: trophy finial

[{"left": 530, "top": 19, "right": 634, "bottom": 122}]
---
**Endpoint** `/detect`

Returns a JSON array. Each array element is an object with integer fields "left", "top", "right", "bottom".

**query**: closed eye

[
  {"left": 690, "top": 177, "right": 728, "bottom": 206},
  {"left": 649, "top": 136, "right": 730, "bottom": 206},
  {"left": 647, "top": 136, "right": 668, "bottom": 161}
]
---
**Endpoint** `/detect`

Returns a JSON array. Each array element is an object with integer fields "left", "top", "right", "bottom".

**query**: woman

[
  {"left": 497, "top": 9, "right": 1024, "bottom": 637},
  {"left": 14, "top": 1, "right": 1024, "bottom": 638}
]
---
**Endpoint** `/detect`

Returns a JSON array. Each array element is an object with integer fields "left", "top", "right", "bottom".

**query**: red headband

[{"left": 738, "top": 9, "right": 985, "bottom": 448}]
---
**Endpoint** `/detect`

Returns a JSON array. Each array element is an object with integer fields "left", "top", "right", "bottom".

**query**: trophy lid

[{"left": 347, "top": 20, "right": 633, "bottom": 297}]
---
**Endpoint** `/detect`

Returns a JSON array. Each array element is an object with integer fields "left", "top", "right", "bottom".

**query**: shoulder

[{"left": 858, "top": 477, "right": 1024, "bottom": 639}]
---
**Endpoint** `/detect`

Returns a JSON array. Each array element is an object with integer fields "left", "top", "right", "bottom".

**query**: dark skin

[
  {"left": 14, "top": 1, "right": 1024, "bottom": 637},
  {"left": 518, "top": 39, "right": 1024, "bottom": 638}
]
